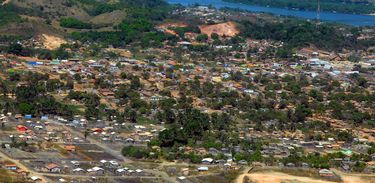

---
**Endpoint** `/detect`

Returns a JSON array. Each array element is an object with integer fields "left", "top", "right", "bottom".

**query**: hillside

[{"left": 0, "top": 0, "right": 168, "bottom": 40}]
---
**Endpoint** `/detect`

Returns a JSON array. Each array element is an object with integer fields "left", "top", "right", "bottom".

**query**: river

[{"left": 167, "top": 0, "right": 375, "bottom": 26}]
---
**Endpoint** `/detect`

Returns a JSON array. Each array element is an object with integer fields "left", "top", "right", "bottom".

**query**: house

[
  {"left": 201, "top": 158, "right": 214, "bottom": 164},
  {"left": 4, "top": 164, "right": 17, "bottom": 170},
  {"left": 44, "top": 163, "right": 61, "bottom": 173},
  {"left": 116, "top": 168, "right": 126, "bottom": 175},
  {"left": 197, "top": 166, "right": 209, "bottom": 171},
  {"left": 16, "top": 125, "right": 28, "bottom": 132},
  {"left": 64, "top": 145, "right": 76, "bottom": 152},
  {"left": 177, "top": 176, "right": 187, "bottom": 180},
  {"left": 319, "top": 169, "right": 335, "bottom": 177},
  {"left": 70, "top": 161, "right": 80, "bottom": 167},
  {"left": 98, "top": 89, "right": 115, "bottom": 98},
  {"left": 87, "top": 167, "right": 104, "bottom": 174},
  {"left": 238, "top": 160, "right": 248, "bottom": 165},
  {"left": 91, "top": 128, "right": 103, "bottom": 133},
  {"left": 15, "top": 114, "right": 23, "bottom": 119},
  {"left": 72, "top": 168, "right": 85, "bottom": 173},
  {"left": 30, "top": 176, "right": 42, "bottom": 182}
]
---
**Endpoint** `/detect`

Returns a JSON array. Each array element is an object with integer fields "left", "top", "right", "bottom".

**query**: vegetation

[
  {"left": 60, "top": 17, "right": 92, "bottom": 29},
  {"left": 0, "top": 72, "right": 77, "bottom": 119},
  {"left": 69, "top": 1, "right": 178, "bottom": 47},
  {"left": 0, "top": 5, "right": 22, "bottom": 27},
  {"left": 238, "top": 19, "right": 374, "bottom": 51}
]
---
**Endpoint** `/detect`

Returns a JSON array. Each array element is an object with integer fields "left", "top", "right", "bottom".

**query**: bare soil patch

[
  {"left": 38, "top": 34, "right": 67, "bottom": 50},
  {"left": 199, "top": 22, "right": 239, "bottom": 37}
]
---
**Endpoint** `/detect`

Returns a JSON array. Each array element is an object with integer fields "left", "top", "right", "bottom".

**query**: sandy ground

[
  {"left": 235, "top": 170, "right": 375, "bottom": 183},
  {"left": 199, "top": 22, "right": 239, "bottom": 37},
  {"left": 39, "top": 34, "right": 67, "bottom": 50}
]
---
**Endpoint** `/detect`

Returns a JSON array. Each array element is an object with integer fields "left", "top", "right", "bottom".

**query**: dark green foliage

[
  {"left": 196, "top": 34, "right": 209, "bottom": 42},
  {"left": 60, "top": 17, "right": 92, "bottom": 29},
  {"left": 13, "top": 79, "right": 75, "bottom": 118},
  {"left": 68, "top": 0, "right": 177, "bottom": 47},
  {"left": 239, "top": 20, "right": 359, "bottom": 51},
  {"left": 158, "top": 109, "right": 232, "bottom": 148},
  {"left": 0, "top": 5, "right": 22, "bottom": 27},
  {"left": 122, "top": 146, "right": 151, "bottom": 159},
  {"left": 281, "top": 152, "right": 335, "bottom": 169}
]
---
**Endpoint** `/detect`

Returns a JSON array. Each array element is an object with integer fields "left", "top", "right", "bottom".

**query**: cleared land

[
  {"left": 39, "top": 34, "right": 67, "bottom": 50},
  {"left": 235, "top": 169, "right": 375, "bottom": 183},
  {"left": 199, "top": 22, "right": 239, "bottom": 37}
]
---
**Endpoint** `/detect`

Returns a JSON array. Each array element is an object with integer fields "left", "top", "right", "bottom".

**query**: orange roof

[
  {"left": 5, "top": 164, "right": 17, "bottom": 167},
  {"left": 64, "top": 145, "right": 76, "bottom": 151},
  {"left": 45, "top": 163, "right": 59, "bottom": 170}
]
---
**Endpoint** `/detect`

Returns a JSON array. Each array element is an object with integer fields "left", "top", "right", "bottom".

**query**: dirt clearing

[
  {"left": 199, "top": 22, "right": 239, "bottom": 37},
  {"left": 235, "top": 170, "right": 374, "bottom": 183},
  {"left": 38, "top": 34, "right": 67, "bottom": 50}
]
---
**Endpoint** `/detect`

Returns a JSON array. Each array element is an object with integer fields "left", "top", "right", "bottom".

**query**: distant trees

[
  {"left": 158, "top": 109, "right": 232, "bottom": 148},
  {"left": 238, "top": 20, "right": 361, "bottom": 51},
  {"left": 60, "top": 17, "right": 92, "bottom": 29},
  {"left": 122, "top": 146, "right": 151, "bottom": 159}
]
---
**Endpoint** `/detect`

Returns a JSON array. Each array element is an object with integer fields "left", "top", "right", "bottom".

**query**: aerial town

[{"left": 0, "top": 0, "right": 374, "bottom": 183}]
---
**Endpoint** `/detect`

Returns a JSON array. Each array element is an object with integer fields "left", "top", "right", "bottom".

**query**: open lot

[
  {"left": 76, "top": 144, "right": 119, "bottom": 161},
  {"left": 235, "top": 168, "right": 375, "bottom": 183}
]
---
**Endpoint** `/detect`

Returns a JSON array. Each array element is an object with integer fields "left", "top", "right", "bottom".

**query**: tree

[
  {"left": 293, "top": 104, "right": 312, "bottom": 122},
  {"left": 7, "top": 43, "right": 24, "bottom": 55},
  {"left": 130, "top": 76, "right": 141, "bottom": 90},
  {"left": 196, "top": 34, "right": 208, "bottom": 42},
  {"left": 211, "top": 33, "right": 219, "bottom": 40}
]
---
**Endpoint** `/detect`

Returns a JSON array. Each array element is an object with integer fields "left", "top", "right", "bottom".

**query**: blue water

[{"left": 167, "top": 0, "right": 375, "bottom": 26}]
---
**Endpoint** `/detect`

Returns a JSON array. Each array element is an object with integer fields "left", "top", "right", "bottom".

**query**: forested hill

[
  {"left": 224, "top": 0, "right": 375, "bottom": 14},
  {"left": 0, "top": 0, "right": 170, "bottom": 39}
]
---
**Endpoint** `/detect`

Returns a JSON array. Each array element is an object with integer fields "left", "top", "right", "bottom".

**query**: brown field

[
  {"left": 199, "top": 22, "right": 239, "bottom": 37},
  {"left": 235, "top": 169, "right": 375, "bottom": 183}
]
